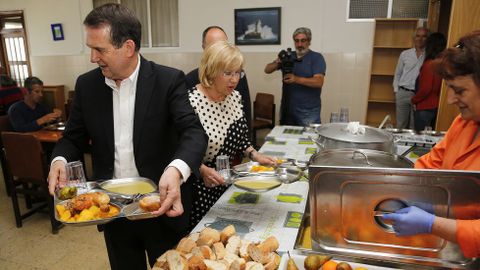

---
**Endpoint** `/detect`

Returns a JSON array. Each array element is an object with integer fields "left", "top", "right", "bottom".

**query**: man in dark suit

[
  {"left": 185, "top": 26, "right": 252, "bottom": 129},
  {"left": 47, "top": 4, "right": 207, "bottom": 270}
]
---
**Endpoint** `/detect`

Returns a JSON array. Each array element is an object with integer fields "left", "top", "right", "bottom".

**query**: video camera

[{"left": 278, "top": 48, "right": 301, "bottom": 75}]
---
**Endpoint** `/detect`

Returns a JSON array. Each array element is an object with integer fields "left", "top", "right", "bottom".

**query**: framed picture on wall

[
  {"left": 51, "top": 23, "right": 64, "bottom": 41},
  {"left": 234, "top": 7, "right": 281, "bottom": 45}
]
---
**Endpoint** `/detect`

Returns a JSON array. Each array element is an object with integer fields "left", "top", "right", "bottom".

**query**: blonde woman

[{"left": 188, "top": 40, "right": 276, "bottom": 227}]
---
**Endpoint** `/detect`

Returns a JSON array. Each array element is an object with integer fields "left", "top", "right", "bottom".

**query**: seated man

[{"left": 8, "top": 76, "right": 61, "bottom": 132}]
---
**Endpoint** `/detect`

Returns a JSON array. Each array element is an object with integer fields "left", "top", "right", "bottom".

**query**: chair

[
  {"left": 2, "top": 131, "right": 61, "bottom": 234},
  {"left": 252, "top": 93, "right": 275, "bottom": 148},
  {"left": 0, "top": 115, "right": 12, "bottom": 196}
]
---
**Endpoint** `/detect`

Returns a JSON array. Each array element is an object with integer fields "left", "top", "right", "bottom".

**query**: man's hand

[
  {"left": 38, "top": 111, "right": 61, "bottom": 126},
  {"left": 52, "top": 109, "right": 62, "bottom": 118},
  {"left": 48, "top": 160, "right": 67, "bottom": 195},
  {"left": 153, "top": 166, "right": 183, "bottom": 217},
  {"left": 283, "top": 73, "right": 297, "bottom": 84},
  {"left": 200, "top": 165, "right": 224, "bottom": 188}
]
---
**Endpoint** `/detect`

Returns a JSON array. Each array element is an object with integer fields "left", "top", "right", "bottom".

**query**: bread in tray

[
  {"left": 139, "top": 194, "right": 161, "bottom": 212},
  {"left": 153, "top": 225, "right": 280, "bottom": 270}
]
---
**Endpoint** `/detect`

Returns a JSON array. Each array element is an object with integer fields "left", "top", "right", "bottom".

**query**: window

[
  {"left": 348, "top": 0, "right": 429, "bottom": 20},
  {"left": 93, "top": 0, "right": 179, "bottom": 47},
  {"left": 0, "top": 12, "right": 30, "bottom": 86}
]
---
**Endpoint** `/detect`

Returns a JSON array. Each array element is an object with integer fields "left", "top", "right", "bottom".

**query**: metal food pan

[
  {"left": 233, "top": 175, "right": 282, "bottom": 192},
  {"left": 233, "top": 162, "right": 276, "bottom": 176},
  {"left": 54, "top": 199, "right": 123, "bottom": 226},
  {"left": 307, "top": 166, "right": 480, "bottom": 269},
  {"left": 98, "top": 177, "right": 157, "bottom": 198}
]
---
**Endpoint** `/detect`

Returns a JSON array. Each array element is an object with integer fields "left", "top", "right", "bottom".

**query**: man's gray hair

[{"left": 293, "top": 27, "right": 312, "bottom": 41}]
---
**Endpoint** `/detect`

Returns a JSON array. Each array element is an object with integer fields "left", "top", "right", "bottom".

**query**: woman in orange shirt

[{"left": 383, "top": 31, "right": 480, "bottom": 258}]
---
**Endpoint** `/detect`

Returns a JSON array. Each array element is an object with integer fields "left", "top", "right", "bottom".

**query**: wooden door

[{"left": 436, "top": 0, "right": 480, "bottom": 130}]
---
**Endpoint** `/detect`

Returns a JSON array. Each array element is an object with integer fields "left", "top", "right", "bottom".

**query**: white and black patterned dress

[{"left": 188, "top": 87, "right": 251, "bottom": 227}]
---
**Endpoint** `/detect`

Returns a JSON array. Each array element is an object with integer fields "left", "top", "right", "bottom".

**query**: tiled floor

[{"left": 0, "top": 167, "right": 110, "bottom": 270}]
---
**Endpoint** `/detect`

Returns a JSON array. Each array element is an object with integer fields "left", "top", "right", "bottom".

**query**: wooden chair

[
  {"left": 0, "top": 115, "right": 12, "bottom": 196},
  {"left": 1, "top": 131, "right": 61, "bottom": 234},
  {"left": 252, "top": 93, "right": 275, "bottom": 148}
]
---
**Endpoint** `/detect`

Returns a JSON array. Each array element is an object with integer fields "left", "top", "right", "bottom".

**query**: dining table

[{"left": 28, "top": 129, "right": 63, "bottom": 143}]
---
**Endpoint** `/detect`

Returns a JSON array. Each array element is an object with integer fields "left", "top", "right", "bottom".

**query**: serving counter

[{"left": 191, "top": 125, "right": 480, "bottom": 270}]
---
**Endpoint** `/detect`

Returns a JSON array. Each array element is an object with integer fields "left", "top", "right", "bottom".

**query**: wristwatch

[{"left": 248, "top": 150, "right": 256, "bottom": 161}]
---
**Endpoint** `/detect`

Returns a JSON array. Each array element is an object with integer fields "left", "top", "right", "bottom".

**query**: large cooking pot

[
  {"left": 314, "top": 123, "right": 394, "bottom": 153},
  {"left": 309, "top": 148, "right": 413, "bottom": 168}
]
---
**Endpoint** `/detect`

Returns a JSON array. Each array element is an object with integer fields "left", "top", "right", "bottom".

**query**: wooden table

[{"left": 28, "top": 130, "right": 63, "bottom": 143}]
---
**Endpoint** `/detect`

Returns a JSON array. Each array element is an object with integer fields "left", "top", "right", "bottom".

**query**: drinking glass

[
  {"left": 330, "top": 112, "right": 340, "bottom": 123},
  {"left": 65, "top": 161, "right": 87, "bottom": 193},
  {"left": 339, "top": 107, "right": 349, "bottom": 123},
  {"left": 216, "top": 155, "right": 231, "bottom": 184}
]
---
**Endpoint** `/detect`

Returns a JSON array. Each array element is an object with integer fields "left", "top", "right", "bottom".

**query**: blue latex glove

[{"left": 382, "top": 206, "right": 435, "bottom": 236}]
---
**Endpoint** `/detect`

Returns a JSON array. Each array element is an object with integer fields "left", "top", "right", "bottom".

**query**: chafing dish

[
  {"left": 314, "top": 123, "right": 395, "bottom": 153},
  {"left": 303, "top": 165, "right": 480, "bottom": 269}
]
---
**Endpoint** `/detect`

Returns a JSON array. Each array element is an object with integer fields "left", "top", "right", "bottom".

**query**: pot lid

[
  {"left": 315, "top": 123, "right": 393, "bottom": 143},
  {"left": 310, "top": 148, "right": 412, "bottom": 168}
]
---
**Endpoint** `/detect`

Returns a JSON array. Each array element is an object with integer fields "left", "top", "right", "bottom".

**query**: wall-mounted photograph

[
  {"left": 234, "top": 7, "right": 281, "bottom": 45},
  {"left": 51, "top": 23, "right": 64, "bottom": 41}
]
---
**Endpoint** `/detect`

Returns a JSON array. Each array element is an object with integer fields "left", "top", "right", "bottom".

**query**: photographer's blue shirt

[{"left": 283, "top": 50, "right": 326, "bottom": 125}]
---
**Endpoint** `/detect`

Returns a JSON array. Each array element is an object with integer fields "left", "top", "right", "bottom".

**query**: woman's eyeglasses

[{"left": 223, "top": 71, "right": 245, "bottom": 79}]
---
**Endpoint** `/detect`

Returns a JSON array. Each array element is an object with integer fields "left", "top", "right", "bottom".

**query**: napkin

[{"left": 346, "top": 121, "right": 365, "bottom": 135}]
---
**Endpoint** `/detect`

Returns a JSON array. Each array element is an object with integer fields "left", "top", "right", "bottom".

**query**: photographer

[{"left": 264, "top": 27, "right": 326, "bottom": 126}]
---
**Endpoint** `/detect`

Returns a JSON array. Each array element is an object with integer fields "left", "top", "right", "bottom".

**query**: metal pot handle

[
  {"left": 352, "top": 150, "right": 373, "bottom": 166},
  {"left": 309, "top": 135, "right": 324, "bottom": 151}
]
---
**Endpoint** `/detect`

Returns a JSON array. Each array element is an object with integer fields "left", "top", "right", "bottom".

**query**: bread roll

[
  {"left": 139, "top": 194, "right": 161, "bottom": 212},
  {"left": 220, "top": 225, "right": 236, "bottom": 244},
  {"left": 197, "top": 227, "right": 221, "bottom": 246},
  {"left": 245, "top": 261, "right": 264, "bottom": 270},
  {"left": 166, "top": 250, "right": 188, "bottom": 270},
  {"left": 204, "top": 259, "right": 228, "bottom": 270},
  {"left": 177, "top": 237, "right": 197, "bottom": 254},
  {"left": 188, "top": 255, "right": 207, "bottom": 270},
  {"left": 213, "top": 242, "right": 226, "bottom": 260},
  {"left": 263, "top": 253, "right": 280, "bottom": 270}
]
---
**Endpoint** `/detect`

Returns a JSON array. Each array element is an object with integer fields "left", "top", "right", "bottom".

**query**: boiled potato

[
  {"left": 56, "top": 204, "right": 66, "bottom": 216},
  {"left": 78, "top": 209, "right": 94, "bottom": 221},
  {"left": 60, "top": 210, "right": 71, "bottom": 221}
]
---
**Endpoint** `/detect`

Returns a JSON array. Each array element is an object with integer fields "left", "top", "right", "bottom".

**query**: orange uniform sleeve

[
  {"left": 415, "top": 136, "right": 446, "bottom": 169},
  {"left": 456, "top": 219, "right": 480, "bottom": 258}
]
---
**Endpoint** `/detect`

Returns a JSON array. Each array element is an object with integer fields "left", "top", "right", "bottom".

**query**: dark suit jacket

[
  {"left": 185, "top": 68, "right": 252, "bottom": 130},
  {"left": 53, "top": 56, "right": 207, "bottom": 184}
]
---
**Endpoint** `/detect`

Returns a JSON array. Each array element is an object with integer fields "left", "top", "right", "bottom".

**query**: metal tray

[
  {"left": 419, "top": 130, "right": 446, "bottom": 137},
  {"left": 44, "top": 122, "right": 66, "bottom": 131},
  {"left": 55, "top": 178, "right": 161, "bottom": 226},
  {"left": 384, "top": 128, "right": 416, "bottom": 135},
  {"left": 233, "top": 175, "right": 282, "bottom": 192},
  {"left": 54, "top": 199, "right": 123, "bottom": 226},
  {"left": 233, "top": 162, "right": 276, "bottom": 176}
]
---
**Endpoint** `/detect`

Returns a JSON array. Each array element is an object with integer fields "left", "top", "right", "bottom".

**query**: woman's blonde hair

[{"left": 199, "top": 40, "right": 244, "bottom": 88}]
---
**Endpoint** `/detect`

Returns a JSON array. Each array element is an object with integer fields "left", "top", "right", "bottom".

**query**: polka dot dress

[{"left": 188, "top": 87, "right": 251, "bottom": 228}]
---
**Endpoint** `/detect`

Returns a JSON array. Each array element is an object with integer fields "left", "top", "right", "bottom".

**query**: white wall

[{"left": 0, "top": 0, "right": 376, "bottom": 123}]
